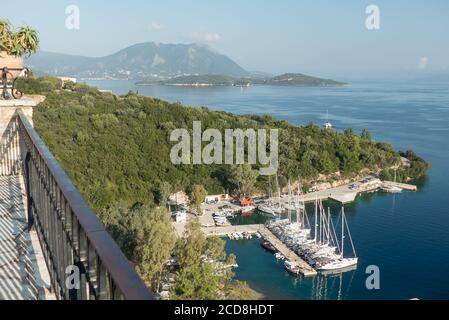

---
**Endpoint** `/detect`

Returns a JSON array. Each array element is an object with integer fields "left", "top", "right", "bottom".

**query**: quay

[
  {"left": 258, "top": 226, "right": 317, "bottom": 277},
  {"left": 202, "top": 224, "right": 263, "bottom": 237},
  {"left": 383, "top": 181, "right": 418, "bottom": 191},
  {"left": 296, "top": 176, "right": 418, "bottom": 204}
]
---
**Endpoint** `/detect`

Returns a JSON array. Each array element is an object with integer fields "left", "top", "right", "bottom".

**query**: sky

[{"left": 3, "top": 0, "right": 449, "bottom": 80}]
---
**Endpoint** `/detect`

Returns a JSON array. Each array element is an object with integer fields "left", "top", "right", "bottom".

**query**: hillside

[
  {"left": 17, "top": 77, "right": 428, "bottom": 213},
  {"left": 254, "top": 73, "right": 346, "bottom": 86},
  {"left": 136, "top": 73, "right": 345, "bottom": 87},
  {"left": 27, "top": 42, "right": 249, "bottom": 79}
]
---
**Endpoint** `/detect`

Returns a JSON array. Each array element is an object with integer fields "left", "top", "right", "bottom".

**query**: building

[
  {"left": 205, "top": 194, "right": 230, "bottom": 203},
  {"left": 173, "top": 210, "right": 187, "bottom": 223}
]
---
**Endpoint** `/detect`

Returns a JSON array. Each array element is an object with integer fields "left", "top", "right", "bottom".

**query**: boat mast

[
  {"left": 314, "top": 198, "right": 318, "bottom": 243},
  {"left": 341, "top": 207, "right": 345, "bottom": 258},
  {"left": 288, "top": 181, "right": 292, "bottom": 223},
  {"left": 344, "top": 209, "right": 357, "bottom": 258},
  {"left": 330, "top": 212, "right": 341, "bottom": 253},
  {"left": 276, "top": 174, "right": 281, "bottom": 210},
  {"left": 327, "top": 207, "right": 331, "bottom": 246}
]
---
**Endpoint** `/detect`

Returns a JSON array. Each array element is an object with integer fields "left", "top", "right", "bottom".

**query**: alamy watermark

[
  {"left": 365, "top": 5, "right": 380, "bottom": 30},
  {"left": 66, "top": 265, "right": 80, "bottom": 290},
  {"left": 65, "top": 5, "right": 80, "bottom": 30},
  {"left": 170, "top": 121, "right": 279, "bottom": 176},
  {"left": 365, "top": 265, "right": 381, "bottom": 290}
]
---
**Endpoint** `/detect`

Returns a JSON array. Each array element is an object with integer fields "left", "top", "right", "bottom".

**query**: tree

[
  {"left": 189, "top": 185, "right": 207, "bottom": 215},
  {"left": 173, "top": 219, "right": 237, "bottom": 300},
  {"left": 361, "top": 128, "right": 372, "bottom": 141},
  {"left": 134, "top": 207, "right": 177, "bottom": 292},
  {"left": 98, "top": 202, "right": 141, "bottom": 258},
  {"left": 177, "top": 219, "right": 206, "bottom": 269},
  {"left": 157, "top": 181, "right": 172, "bottom": 206},
  {"left": 228, "top": 165, "right": 259, "bottom": 199},
  {"left": 224, "top": 281, "right": 258, "bottom": 300},
  {"left": 99, "top": 204, "right": 176, "bottom": 293}
]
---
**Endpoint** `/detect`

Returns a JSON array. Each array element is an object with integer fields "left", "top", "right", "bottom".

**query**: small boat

[
  {"left": 284, "top": 260, "right": 301, "bottom": 275},
  {"left": 260, "top": 240, "right": 277, "bottom": 253},
  {"left": 275, "top": 252, "right": 285, "bottom": 260},
  {"left": 258, "top": 204, "right": 283, "bottom": 216},
  {"left": 323, "top": 110, "right": 333, "bottom": 129}
]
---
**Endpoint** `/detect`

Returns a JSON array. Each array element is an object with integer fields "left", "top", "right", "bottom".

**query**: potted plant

[{"left": 0, "top": 19, "right": 39, "bottom": 78}]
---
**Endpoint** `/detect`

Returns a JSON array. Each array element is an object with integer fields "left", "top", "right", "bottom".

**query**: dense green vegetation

[
  {"left": 252, "top": 73, "right": 346, "bottom": 86},
  {"left": 136, "top": 73, "right": 345, "bottom": 87}
]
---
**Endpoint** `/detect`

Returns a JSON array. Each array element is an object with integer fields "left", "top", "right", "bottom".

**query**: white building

[{"left": 173, "top": 211, "right": 187, "bottom": 223}]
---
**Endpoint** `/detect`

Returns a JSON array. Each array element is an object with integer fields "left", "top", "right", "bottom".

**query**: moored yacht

[
  {"left": 317, "top": 257, "right": 359, "bottom": 271},
  {"left": 323, "top": 110, "right": 333, "bottom": 129}
]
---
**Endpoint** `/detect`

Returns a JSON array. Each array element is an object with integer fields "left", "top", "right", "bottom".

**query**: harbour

[{"left": 171, "top": 174, "right": 418, "bottom": 280}]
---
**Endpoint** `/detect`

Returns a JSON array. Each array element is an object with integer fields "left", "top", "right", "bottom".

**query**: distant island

[{"left": 136, "top": 73, "right": 346, "bottom": 87}]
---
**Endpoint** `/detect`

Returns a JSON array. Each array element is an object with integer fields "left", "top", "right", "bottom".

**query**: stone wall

[{"left": 0, "top": 98, "right": 35, "bottom": 136}]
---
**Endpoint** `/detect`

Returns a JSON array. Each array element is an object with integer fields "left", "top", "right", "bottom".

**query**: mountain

[{"left": 27, "top": 42, "right": 249, "bottom": 79}]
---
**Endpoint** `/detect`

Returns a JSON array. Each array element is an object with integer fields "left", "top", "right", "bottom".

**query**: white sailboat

[
  {"left": 317, "top": 207, "right": 358, "bottom": 271},
  {"left": 258, "top": 175, "right": 282, "bottom": 216},
  {"left": 323, "top": 110, "right": 333, "bottom": 129}
]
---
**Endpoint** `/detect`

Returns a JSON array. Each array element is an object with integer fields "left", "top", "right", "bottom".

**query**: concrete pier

[
  {"left": 296, "top": 176, "right": 418, "bottom": 204},
  {"left": 382, "top": 181, "right": 418, "bottom": 191},
  {"left": 258, "top": 226, "right": 317, "bottom": 277}
]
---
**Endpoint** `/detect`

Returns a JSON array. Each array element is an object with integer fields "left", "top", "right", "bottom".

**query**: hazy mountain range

[
  {"left": 27, "top": 42, "right": 345, "bottom": 86},
  {"left": 27, "top": 42, "right": 249, "bottom": 79}
]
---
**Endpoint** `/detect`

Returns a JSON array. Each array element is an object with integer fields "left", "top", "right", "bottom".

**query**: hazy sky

[{"left": 3, "top": 0, "right": 449, "bottom": 79}]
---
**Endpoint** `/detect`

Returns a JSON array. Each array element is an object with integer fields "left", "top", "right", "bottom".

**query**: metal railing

[{"left": 0, "top": 109, "right": 154, "bottom": 300}]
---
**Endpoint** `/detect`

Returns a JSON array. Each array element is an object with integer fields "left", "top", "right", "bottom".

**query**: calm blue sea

[{"left": 85, "top": 79, "right": 449, "bottom": 300}]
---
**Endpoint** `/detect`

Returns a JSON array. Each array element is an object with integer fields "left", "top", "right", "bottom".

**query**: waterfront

[{"left": 86, "top": 79, "right": 449, "bottom": 300}]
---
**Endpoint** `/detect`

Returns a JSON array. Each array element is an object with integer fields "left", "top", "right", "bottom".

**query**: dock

[
  {"left": 296, "top": 176, "right": 418, "bottom": 204},
  {"left": 259, "top": 226, "right": 317, "bottom": 277},
  {"left": 202, "top": 224, "right": 263, "bottom": 237},
  {"left": 382, "top": 181, "right": 418, "bottom": 191}
]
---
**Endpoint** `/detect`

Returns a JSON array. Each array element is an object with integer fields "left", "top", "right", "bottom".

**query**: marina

[{"left": 173, "top": 175, "right": 417, "bottom": 279}]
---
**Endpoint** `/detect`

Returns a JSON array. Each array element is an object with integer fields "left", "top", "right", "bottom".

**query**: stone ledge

[{"left": 0, "top": 97, "right": 37, "bottom": 107}]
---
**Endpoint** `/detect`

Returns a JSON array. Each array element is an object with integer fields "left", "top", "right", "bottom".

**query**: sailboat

[
  {"left": 323, "top": 110, "right": 333, "bottom": 129},
  {"left": 258, "top": 174, "right": 282, "bottom": 216},
  {"left": 317, "top": 207, "right": 358, "bottom": 272}
]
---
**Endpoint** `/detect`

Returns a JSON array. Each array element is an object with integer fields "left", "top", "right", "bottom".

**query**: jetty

[
  {"left": 202, "top": 224, "right": 263, "bottom": 237},
  {"left": 296, "top": 176, "right": 418, "bottom": 204},
  {"left": 382, "top": 181, "right": 418, "bottom": 191},
  {"left": 259, "top": 226, "right": 317, "bottom": 277}
]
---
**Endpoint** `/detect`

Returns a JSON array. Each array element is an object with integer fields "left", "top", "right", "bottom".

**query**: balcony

[{"left": 0, "top": 108, "right": 154, "bottom": 300}]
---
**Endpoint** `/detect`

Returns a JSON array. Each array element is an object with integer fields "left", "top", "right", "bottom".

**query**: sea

[{"left": 85, "top": 79, "right": 449, "bottom": 300}]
